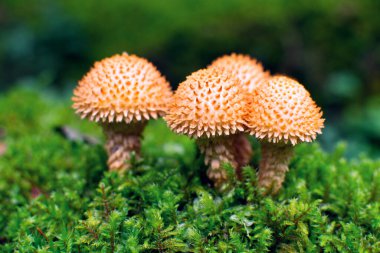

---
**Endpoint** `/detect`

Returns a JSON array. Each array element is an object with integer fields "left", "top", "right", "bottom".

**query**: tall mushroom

[
  {"left": 208, "top": 53, "right": 270, "bottom": 169},
  {"left": 246, "top": 75, "right": 324, "bottom": 194},
  {"left": 165, "top": 68, "right": 248, "bottom": 187},
  {"left": 72, "top": 53, "right": 172, "bottom": 171}
]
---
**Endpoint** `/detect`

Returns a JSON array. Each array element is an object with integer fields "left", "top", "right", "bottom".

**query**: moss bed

[{"left": 0, "top": 88, "right": 379, "bottom": 252}]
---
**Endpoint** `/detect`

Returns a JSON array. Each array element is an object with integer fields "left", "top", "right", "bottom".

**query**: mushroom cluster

[
  {"left": 73, "top": 52, "right": 324, "bottom": 194},
  {"left": 72, "top": 53, "right": 172, "bottom": 171},
  {"left": 165, "top": 53, "right": 324, "bottom": 192}
]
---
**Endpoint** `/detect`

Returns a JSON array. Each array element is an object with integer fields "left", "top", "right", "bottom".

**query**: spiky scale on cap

[
  {"left": 247, "top": 75, "right": 324, "bottom": 145},
  {"left": 165, "top": 68, "right": 247, "bottom": 139},
  {"left": 72, "top": 53, "right": 172, "bottom": 123},
  {"left": 208, "top": 53, "right": 269, "bottom": 93}
]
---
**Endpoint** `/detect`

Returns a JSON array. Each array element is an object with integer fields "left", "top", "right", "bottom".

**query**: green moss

[{"left": 0, "top": 88, "right": 379, "bottom": 252}]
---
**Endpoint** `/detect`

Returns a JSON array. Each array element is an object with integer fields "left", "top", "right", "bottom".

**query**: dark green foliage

[{"left": 0, "top": 88, "right": 379, "bottom": 252}]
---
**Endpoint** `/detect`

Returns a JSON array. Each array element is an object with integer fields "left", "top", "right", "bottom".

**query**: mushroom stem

[
  {"left": 232, "top": 133, "right": 252, "bottom": 178},
  {"left": 197, "top": 136, "right": 238, "bottom": 187},
  {"left": 102, "top": 122, "right": 146, "bottom": 171},
  {"left": 258, "top": 141, "right": 293, "bottom": 194}
]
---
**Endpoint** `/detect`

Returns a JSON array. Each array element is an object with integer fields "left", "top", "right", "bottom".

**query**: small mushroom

[
  {"left": 246, "top": 75, "right": 324, "bottom": 194},
  {"left": 208, "top": 53, "right": 270, "bottom": 93},
  {"left": 72, "top": 53, "right": 172, "bottom": 171},
  {"left": 165, "top": 68, "right": 248, "bottom": 187}
]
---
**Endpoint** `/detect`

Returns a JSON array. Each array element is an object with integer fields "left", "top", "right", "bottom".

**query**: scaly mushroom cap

[
  {"left": 72, "top": 53, "right": 172, "bottom": 123},
  {"left": 165, "top": 68, "right": 247, "bottom": 138},
  {"left": 247, "top": 75, "right": 324, "bottom": 145},
  {"left": 209, "top": 53, "right": 269, "bottom": 93}
]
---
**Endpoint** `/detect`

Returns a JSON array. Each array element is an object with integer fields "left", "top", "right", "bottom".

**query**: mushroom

[
  {"left": 164, "top": 68, "right": 248, "bottom": 187},
  {"left": 208, "top": 53, "right": 270, "bottom": 93},
  {"left": 246, "top": 75, "right": 324, "bottom": 194},
  {"left": 72, "top": 53, "right": 172, "bottom": 171},
  {"left": 208, "top": 53, "right": 270, "bottom": 170}
]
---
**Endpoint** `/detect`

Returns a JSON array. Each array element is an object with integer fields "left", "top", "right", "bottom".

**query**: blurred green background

[{"left": 0, "top": 0, "right": 379, "bottom": 157}]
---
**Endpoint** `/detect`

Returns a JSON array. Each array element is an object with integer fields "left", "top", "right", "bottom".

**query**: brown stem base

[
  {"left": 197, "top": 136, "right": 238, "bottom": 188},
  {"left": 232, "top": 134, "right": 252, "bottom": 178},
  {"left": 258, "top": 142, "right": 293, "bottom": 195},
  {"left": 102, "top": 122, "right": 146, "bottom": 171}
]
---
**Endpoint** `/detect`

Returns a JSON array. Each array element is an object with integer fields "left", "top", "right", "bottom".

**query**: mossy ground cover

[{"left": 0, "top": 88, "right": 379, "bottom": 252}]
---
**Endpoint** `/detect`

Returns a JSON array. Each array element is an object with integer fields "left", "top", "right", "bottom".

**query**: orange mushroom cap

[
  {"left": 208, "top": 53, "right": 270, "bottom": 93},
  {"left": 165, "top": 68, "right": 247, "bottom": 138},
  {"left": 72, "top": 53, "right": 172, "bottom": 123},
  {"left": 247, "top": 75, "right": 324, "bottom": 145}
]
